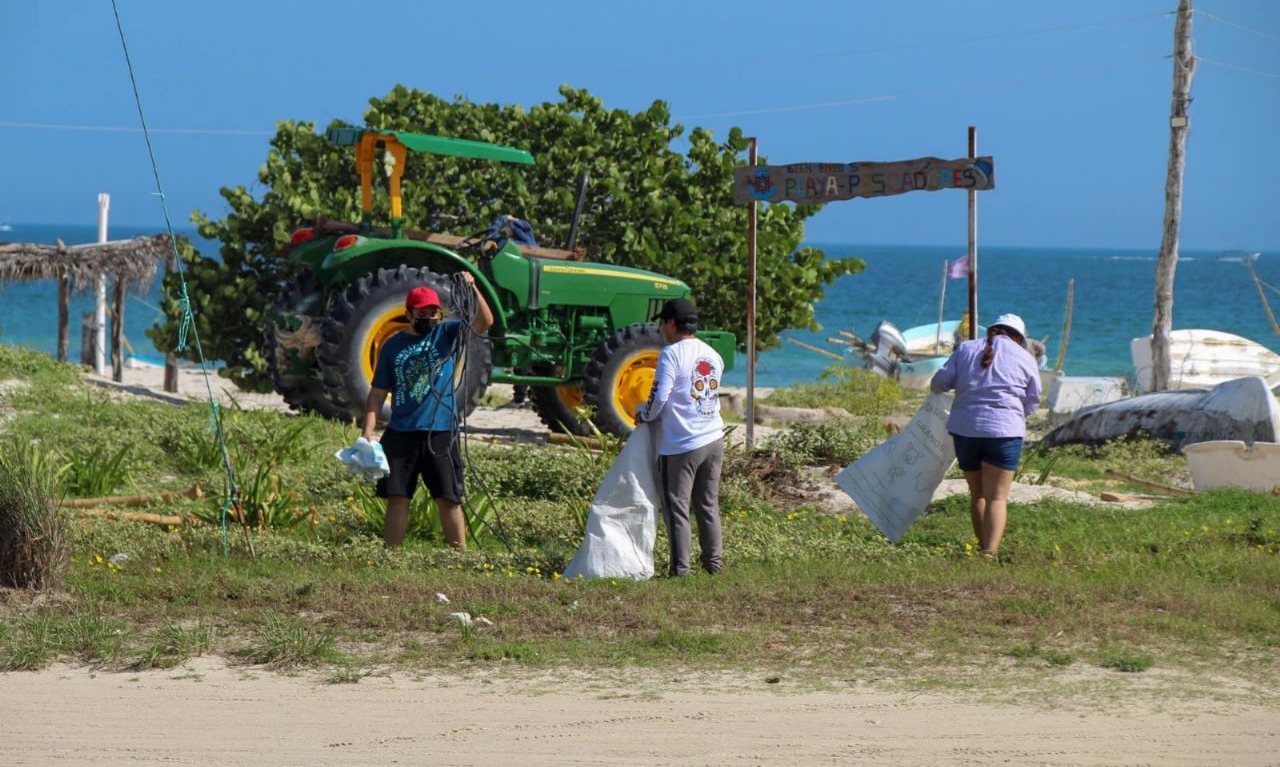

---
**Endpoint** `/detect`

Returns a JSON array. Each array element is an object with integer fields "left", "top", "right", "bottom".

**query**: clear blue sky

[{"left": 3, "top": 0, "right": 1278, "bottom": 249}]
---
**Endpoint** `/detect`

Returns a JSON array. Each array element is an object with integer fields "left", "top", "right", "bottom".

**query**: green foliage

[
  {"left": 762, "top": 365, "right": 903, "bottom": 414},
  {"left": 134, "top": 619, "right": 215, "bottom": 670},
  {"left": 61, "top": 444, "right": 134, "bottom": 498},
  {"left": 149, "top": 85, "right": 862, "bottom": 388},
  {"left": 0, "top": 438, "right": 69, "bottom": 590},
  {"left": 765, "top": 420, "right": 884, "bottom": 470},
  {"left": 236, "top": 610, "right": 340, "bottom": 669},
  {"left": 342, "top": 481, "right": 442, "bottom": 541},
  {"left": 1098, "top": 647, "right": 1155, "bottom": 673}
]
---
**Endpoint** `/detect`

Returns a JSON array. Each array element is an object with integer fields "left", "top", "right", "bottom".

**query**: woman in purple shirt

[{"left": 930, "top": 314, "right": 1042, "bottom": 557}]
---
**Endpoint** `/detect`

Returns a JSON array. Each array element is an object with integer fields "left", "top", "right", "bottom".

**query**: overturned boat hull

[
  {"left": 1041, "top": 375, "right": 1280, "bottom": 450},
  {"left": 1131, "top": 329, "right": 1280, "bottom": 392}
]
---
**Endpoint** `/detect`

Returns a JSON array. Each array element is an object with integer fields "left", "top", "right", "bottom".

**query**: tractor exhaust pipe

[{"left": 566, "top": 172, "right": 589, "bottom": 251}]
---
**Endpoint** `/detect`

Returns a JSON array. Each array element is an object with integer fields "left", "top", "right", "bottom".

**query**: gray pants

[{"left": 659, "top": 438, "right": 724, "bottom": 576}]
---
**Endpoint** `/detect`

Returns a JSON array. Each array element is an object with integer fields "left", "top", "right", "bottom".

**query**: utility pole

[{"left": 1151, "top": 0, "right": 1195, "bottom": 391}]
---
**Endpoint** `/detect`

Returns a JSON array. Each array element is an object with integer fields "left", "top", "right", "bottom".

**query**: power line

[
  {"left": 1197, "top": 55, "right": 1280, "bottom": 81},
  {"left": 799, "top": 10, "right": 1173, "bottom": 64},
  {"left": 1199, "top": 10, "right": 1280, "bottom": 45},
  {"left": 0, "top": 120, "right": 273, "bottom": 136},
  {"left": 677, "top": 54, "right": 1164, "bottom": 121}
]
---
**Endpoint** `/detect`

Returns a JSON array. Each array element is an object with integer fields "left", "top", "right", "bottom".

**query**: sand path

[{"left": 3, "top": 660, "right": 1277, "bottom": 766}]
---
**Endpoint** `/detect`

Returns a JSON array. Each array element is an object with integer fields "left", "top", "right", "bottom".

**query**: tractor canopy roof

[{"left": 325, "top": 127, "right": 534, "bottom": 165}]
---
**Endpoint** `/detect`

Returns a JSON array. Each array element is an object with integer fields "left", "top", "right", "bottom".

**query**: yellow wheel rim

[
  {"left": 611, "top": 351, "right": 659, "bottom": 429},
  {"left": 557, "top": 384, "right": 584, "bottom": 411},
  {"left": 359, "top": 307, "right": 410, "bottom": 384}
]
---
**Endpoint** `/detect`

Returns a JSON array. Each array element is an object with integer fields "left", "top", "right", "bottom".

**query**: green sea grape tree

[{"left": 148, "top": 85, "right": 862, "bottom": 389}]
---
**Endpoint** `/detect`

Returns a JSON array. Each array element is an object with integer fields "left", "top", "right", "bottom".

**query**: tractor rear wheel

[
  {"left": 582, "top": 323, "right": 665, "bottom": 438},
  {"left": 264, "top": 272, "right": 351, "bottom": 419},
  {"left": 316, "top": 265, "right": 491, "bottom": 422},
  {"left": 529, "top": 383, "right": 590, "bottom": 436}
]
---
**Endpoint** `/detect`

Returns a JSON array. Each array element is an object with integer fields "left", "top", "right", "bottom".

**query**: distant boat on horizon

[{"left": 1218, "top": 250, "right": 1261, "bottom": 263}]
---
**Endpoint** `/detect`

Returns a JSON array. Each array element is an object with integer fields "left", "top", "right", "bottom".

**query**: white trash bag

[
  {"left": 562, "top": 423, "right": 661, "bottom": 581},
  {"left": 335, "top": 437, "right": 390, "bottom": 481},
  {"left": 835, "top": 393, "right": 956, "bottom": 543}
]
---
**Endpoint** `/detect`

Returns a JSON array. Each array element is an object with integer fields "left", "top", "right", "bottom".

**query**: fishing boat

[
  {"left": 1130, "top": 329, "right": 1280, "bottom": 392},
  {"left": 1041, "top": 375, "right": 1280, "bottom": 450},
  {"left": 862, "top": 319, "right": 983, "bottom": 389}
]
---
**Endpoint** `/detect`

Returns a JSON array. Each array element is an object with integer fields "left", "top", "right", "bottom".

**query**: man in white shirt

[{"left": 636, "top": 298, "right": 725, "bottom": 576}]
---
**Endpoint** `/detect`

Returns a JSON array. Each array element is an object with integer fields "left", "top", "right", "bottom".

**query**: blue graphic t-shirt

[{"left": 371, "top": 320, "right": 462, "bottom": 432}]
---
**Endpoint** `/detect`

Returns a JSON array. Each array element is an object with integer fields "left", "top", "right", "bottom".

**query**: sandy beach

[{"left": 3, "top": 658, "right": 1278, "bottom": 767}]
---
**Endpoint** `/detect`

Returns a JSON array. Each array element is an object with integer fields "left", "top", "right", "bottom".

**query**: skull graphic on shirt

[{"left": 689, "top": 357, "right": 720, "bottom": 417}]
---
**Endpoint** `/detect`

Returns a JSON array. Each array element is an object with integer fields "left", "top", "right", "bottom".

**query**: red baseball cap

[{"left": 405, "top": 286, "right": 441, "bottom": 310}]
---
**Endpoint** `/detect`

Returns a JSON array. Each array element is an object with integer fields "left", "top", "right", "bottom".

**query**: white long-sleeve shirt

[{"left": 638, "top": 337, "right": 725, "bottom": 455}]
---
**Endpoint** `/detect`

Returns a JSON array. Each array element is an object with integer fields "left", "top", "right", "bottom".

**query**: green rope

[{"left": 111, "top": 0, "right": 240, "bottom": 555}]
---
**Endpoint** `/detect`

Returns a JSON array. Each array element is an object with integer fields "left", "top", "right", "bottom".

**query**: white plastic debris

[
  {"left": 334, "top": 437, "right": 390, "bottom": 481},
  {"left": 434, "top": 592, "right": 450, "bottom": 604},
  {"left": 474, "top": 616, "right": 494, "bottom": 627},
  {"left": 108, "top": 552, "right": 130, "bottom": 565},
  {"left": 447, "top": 612, "right": 473, "bottom": 627}
]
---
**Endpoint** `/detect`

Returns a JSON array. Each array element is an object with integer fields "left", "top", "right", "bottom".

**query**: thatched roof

[{"left": 0, "top": 235, "right": 170, "bottom": 287}]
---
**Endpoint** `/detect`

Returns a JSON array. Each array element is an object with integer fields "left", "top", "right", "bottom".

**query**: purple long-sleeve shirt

[{"left": 930, "top": 336, "right": 1042, "bottom": 438}]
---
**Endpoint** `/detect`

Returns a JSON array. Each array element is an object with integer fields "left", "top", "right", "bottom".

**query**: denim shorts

[{"left": 951, "top": 434, "right": 1024, "bottom": 472}]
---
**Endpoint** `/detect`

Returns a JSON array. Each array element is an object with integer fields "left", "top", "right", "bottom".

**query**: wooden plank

[
  {"left": 1104, "top": 469, "right": 1193, "bottom": 497},
  {"left": 63, "top": 483, "right": 203, "bottom": 509}
]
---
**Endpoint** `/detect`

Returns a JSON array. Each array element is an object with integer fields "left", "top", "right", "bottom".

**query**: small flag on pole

[{"left": 947, "top": 254, "right": 969, "bottom": 279}]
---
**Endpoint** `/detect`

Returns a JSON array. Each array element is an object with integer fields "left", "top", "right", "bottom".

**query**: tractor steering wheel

[{"left": 455, "top": 226, "right": 498, "bottom": 253}]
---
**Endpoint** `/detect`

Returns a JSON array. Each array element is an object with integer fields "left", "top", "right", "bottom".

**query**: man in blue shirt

[{"left": 361, "top": 272, "right": 493, "bottom": 548}]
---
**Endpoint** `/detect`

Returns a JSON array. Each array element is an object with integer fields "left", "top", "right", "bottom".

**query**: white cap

[{"left": 991, "top": 313, "right": 1028, "bottom": 344}]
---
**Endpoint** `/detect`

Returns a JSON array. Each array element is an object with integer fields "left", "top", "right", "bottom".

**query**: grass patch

[
  {"left": 0, "top": 437, "right": 70, "bottom": 590},
  {"left": 236, "top": 610, "right": 341, "bottom": 669},
  {"left": 761, "top": 366, "right": 903, "bottom": 415},
  {"left": 0, "top": 343, "right": 1278, "bottom": 694},
  {"left": 1098, "top": 647, "right": 1155, "bottom": 673}
]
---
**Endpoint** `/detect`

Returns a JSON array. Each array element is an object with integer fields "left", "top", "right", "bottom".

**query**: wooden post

[
  {"left": 746, "top": 137, "right": 758, "bottom": 449},
  {"left": 1054, "top": 278, "right": 1074, "bottom": 373},
  {"left": 1151, "top": 0, "right": 1196, "bottom": 392},
  {"left": 57, "top": 275, "right": 70, "bottom": 362},
  {"left": 966, "top": 126, "right": 979, "bottom": 339},
  {"left": 111, "top": 276, "right": 125, "bottom": 382},
  {"left": 934, "top": 260, "right": 948, "bottom": 353}
]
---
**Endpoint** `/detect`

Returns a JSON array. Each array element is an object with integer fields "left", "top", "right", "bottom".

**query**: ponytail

[{"left": 981, "top": 325, "right": 1025, "bottom": 368}]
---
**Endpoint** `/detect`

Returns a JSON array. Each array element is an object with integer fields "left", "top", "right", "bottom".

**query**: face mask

[{"left": 412, "top": 317, "right": 438, "bottom": 335}]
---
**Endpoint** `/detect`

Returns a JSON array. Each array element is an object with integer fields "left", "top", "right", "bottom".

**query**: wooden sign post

[{"left": 732, "top": 134, "right": 996, "bottom": 444}]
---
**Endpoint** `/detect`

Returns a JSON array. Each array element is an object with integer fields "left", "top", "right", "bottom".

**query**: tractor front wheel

[
  {"left": 316, "top": 265, "right": 491, "bottom": 422},
  {"left": 264, "top": 272, "right": 350, "bottom": 419},
  {"left": 529, "top": 383, "right": 590, "bottom": 436},
  {"left": 582, "top": 323, "right": 665, "bottom": 438}
]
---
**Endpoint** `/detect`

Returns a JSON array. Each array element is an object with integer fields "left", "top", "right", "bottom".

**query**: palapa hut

[{"left": 0, "top": 235, "right": 170, "bottom": 383}]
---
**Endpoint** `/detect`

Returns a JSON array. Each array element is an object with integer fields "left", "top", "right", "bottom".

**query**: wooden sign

[{"left": 733, "top": 156, "right": 995, "bottom": 204}]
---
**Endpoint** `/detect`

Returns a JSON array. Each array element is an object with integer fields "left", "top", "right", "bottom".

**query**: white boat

[
  {"left": 1183, "top": 440, "right": 1280, "bottom": 492},
  {"left": 863, "top": 320, "right": 984, "bottom": 390},
  {"left": 1042, "top": 375, "right": 1280, "bottom": 450},
  {"left": 1131, "top": 329, "right": 1280, "bottom": 392}
]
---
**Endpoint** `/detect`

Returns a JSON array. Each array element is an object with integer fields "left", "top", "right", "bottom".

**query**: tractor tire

[
  {"left": 263, "top": 272, "right": 351, "bottom": 419},
  {"left": 316, "top": 265, "right": 491, "bottom": 422},
  {"left": 529, "top": 383, "right": 590, "bottom": 436},
  {"left": 582, "top": 323, "right": 665, "bottom": 438}
]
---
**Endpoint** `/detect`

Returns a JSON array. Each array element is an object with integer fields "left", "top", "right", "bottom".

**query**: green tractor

[{"left": 266, "top": 127, "right": 735, "bottom": 437}]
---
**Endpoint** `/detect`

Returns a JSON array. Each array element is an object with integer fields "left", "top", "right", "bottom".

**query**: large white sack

[
  {"left": 835, "top": 393, "right": 955, "bottom": 543},
  {"left": 562, "top": 423, "right": 661, "bottom": 580}
]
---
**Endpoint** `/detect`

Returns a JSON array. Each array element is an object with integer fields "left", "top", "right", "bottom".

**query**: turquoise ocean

[{"left": 2, "top": 222, "right": 1277, "bottom": 388}]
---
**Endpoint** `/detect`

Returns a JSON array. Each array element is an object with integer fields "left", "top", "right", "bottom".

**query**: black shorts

[{"left": 375, "top": 429, "right": 464, "bottom": 503}]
